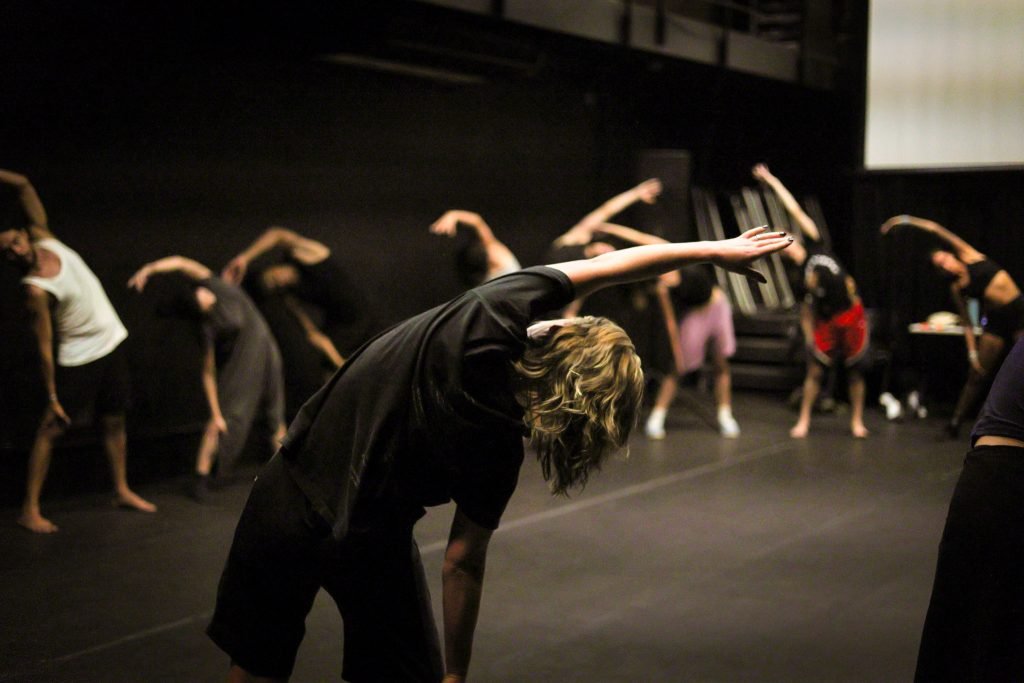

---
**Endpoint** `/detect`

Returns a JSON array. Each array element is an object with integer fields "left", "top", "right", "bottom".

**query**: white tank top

[{"left": 22, "top": 238, "right": 128, "bottom": 367}]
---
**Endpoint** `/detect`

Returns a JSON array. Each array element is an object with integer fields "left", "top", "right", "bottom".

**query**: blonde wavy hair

[{"left": 513, "top": 317, "right": 644, "bottom": 495}]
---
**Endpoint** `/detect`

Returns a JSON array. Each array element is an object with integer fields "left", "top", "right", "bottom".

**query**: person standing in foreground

[
  {"left": 915, "top": 335, "right": 1024, "bottom": 681},
  {"left": 208, "top": 227, "right": 792, "bottom": 682},
  {"left": 0, "top": 168, "right": 156, "bottom": 533}
]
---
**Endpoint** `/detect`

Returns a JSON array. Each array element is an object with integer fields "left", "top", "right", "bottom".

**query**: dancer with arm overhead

[
  {"left": 223, "top": 227, "right": 376, "bottom": 418},
  {"left": 0, "top": 169, "right": 156, "bottom": 532},
  {"left": 430, "top": 210, "right": 521, "bottom": 287},
  {"left": 208, "top": 227, "right": 792, "bottom": 683},
  {"left": 881, "top": 215, "right": 1024, "bottom": 437},
  {"left": 129, "top": 256, "right": 286, "bottom": 499},
  {"left": 596, "top": 222, "right": 741, "bottom": 439},
  {"left": 753, "top": 163, "right": 870, "bottom": 438}
]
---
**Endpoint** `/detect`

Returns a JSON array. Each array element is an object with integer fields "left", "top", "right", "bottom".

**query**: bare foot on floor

[
  {"left": 851, "top": 423, "right": 869, "bottom": 439},
  {"left": 789, "top": 423, "right": 809, "bottom": 439},
  {"left": 113, "top": 490, "right": 157, "bottom": 513},
  {"left": 18, "top": 512, "right": 59, "bottom": 533}
]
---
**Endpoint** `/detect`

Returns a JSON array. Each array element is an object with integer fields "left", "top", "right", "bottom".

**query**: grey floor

[{"left": 0, "top": 391, "right": 965, "bottom": 682}]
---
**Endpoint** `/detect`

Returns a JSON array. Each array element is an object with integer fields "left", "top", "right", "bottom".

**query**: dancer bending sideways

[
  {"left": 915, "top": 335, "right": 1024, "bottom": 681},
  {"left": 589, "top": 223, "right": 740, "bottom": 439},
  {"left": 207, "top": 227, "right": 792, "bottom": 683},
  {"left": 753, "top": 164, "right": 869, "bottom": 438},
  {"left": 0, "top": 169, "right": 155, "bottom": 532},
  {"left": 881, "top": 215, "right": 1024, "bottom": 438},
  {"left": 129, "top": 256, "right": 287, "bottom": 501},
  {"left": 429, "top": 210, "right": 522, "bottom": 287}
]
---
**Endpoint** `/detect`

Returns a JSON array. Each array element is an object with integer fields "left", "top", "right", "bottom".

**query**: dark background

[{"left": 1, "top": 1, "right": 1021, "bottom": 500}]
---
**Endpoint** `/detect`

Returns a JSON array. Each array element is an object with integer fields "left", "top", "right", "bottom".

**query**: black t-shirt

[{"left": 281, "top": 266, "right": 576, "bottom": 539}]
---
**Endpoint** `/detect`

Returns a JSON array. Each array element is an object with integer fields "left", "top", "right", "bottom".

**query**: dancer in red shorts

[{"left": 753, "top": 164, "right": 870, "bottom": 438}]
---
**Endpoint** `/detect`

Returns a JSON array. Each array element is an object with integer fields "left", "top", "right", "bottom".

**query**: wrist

[
  {"left": 968, "top": 349, "right": 979, "bottom": 360},
  {"left": 48, "top": 393, "right": 58, "bottom": 402}
]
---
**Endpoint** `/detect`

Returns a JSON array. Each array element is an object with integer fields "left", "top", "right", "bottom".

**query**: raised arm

[
  {"left": 442, "top": 508, "right": 494, "bottom": 683},
  {"left": 751, "top": 164, "right": 820, "bottom": 243},
  {"left": 430, "top": 210, "right": 520, "bottom": 278},
  {"left": 553, "top": 178, "right": 663, "bottom": 247},
  {"left": 0, "top": 168, "right": 50, "bottom": 238},
  {"left": 127, "top": 255, "right": 212, "bottom": 291},
  {"left": 551, "top": 227, "right": 792, "bottom": 300},
  {"left": 222, "top": 226, "right": 330, "bottom": 284},
  {"left": 880, "top": 215, "right": 983, "bottom": 263}
]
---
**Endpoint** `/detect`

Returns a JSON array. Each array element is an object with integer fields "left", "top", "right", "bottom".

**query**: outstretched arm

[
  {"left": 430, "top": 210, "right": 521, "bottom": 279},
  {"left": 554, "top": 178, "right": 663, "bottom": 247},
  {"left": 751, "top": 164, "right": 820, "bottom": 243},
  {"left": 880, "top": 215, "right": 983, "bottom": 263},
  {"left": 442, "top": 508, "right": 494, "bottom": 683},
  {"left": 551, "top": 227, "right": 793, "bottom": 299},
  {"left": 222, "top": 226, "right": 330, "bottom": 284},
  {"left": 127, "top": 256, "right": 212, "bottom": 291},
  {"left": 0, "top": 168, "right": 50, "bottom": 238}
]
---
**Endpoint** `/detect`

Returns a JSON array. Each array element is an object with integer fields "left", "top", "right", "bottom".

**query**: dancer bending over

[
  {"left": 590, "top": 223, "right": 740, "bottom": 439},
  {"left": 881, "top": 215, "right": 1024, "bottom": 437},
  {"left": 0, "top": 169, "right": 155, "bottom": 532},
  {"left": 129, "top": 256, "right": 286, "bottom": 500},
  {"left": 208, "top": 227, "right": 792, "bottom": 682},
  {"left": 754, "top": 163, "right": 869, "bottom": 438},
  {"left": 429, "top": 210, "right": 522, "bottom": 287}
]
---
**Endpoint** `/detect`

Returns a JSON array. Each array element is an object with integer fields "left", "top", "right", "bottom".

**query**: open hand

[
  {"left": 635, "top": 178, "right": 663, "bottom": 204},
  {"left": 712, "top": 226, "right": 793, "bottom": 282}
]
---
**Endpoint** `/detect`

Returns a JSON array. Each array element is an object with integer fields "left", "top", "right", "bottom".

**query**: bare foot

[
  {"left": 789, "top": 423, "right": 809, "bottom": 439},
  {"left": 113, "top": 490, "right": 157, "bottom": 513},
  {"left": 851, "top": 423, "right": 869, "bottom": 439},
  {"left": 18, "top": 511, "right": 59, "bottom": 533}
]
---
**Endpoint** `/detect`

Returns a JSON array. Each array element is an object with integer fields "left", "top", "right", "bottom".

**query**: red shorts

[{"left": 812, "top": 300, "right": 868, "bottom": 367}]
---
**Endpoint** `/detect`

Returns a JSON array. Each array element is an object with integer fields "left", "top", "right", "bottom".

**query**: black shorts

[
  {"left": 207, "top": 454, "right": 443, "bottom": 682},
  {"left": 56, "top": 343, "right": 131, "bottom": 426}
]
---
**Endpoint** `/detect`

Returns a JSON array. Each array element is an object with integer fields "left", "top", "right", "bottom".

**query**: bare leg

[
  {"left": 645, "top": 374, "right": 678, "bottom": 439},
  {"left": 102, "top": 414, "right": 156, "bottom": 512},
  {"left": 712, "top": 353, "right": 739, "bottom": 437},
  {"left": 848, "top": 368, "right": 869, "bottom": 438},
  {"left": 791, "top": 362, "right": 824, "bottom": 438},
  {"left": 196, "top": 419, "right": 221, "bottom": 476},
  {"left": 18, "top": 420, "right": 65, "bottom": 533},
  {"left": 227, "top": 663, "right": 285, "bottom": 683}
]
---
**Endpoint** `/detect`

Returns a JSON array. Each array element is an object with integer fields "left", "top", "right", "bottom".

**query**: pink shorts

[{"left": 678, "top": 293, "right": 736, "bottom": 374}]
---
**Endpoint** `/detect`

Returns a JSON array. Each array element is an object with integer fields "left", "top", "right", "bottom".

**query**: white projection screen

[{"left": 865, "top": 0, "right": 1024, "bottom": 170}]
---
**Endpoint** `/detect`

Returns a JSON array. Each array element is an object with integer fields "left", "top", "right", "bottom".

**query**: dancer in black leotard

[{"left": 881, "top": 215, "right": 1024, "bottom": 437}]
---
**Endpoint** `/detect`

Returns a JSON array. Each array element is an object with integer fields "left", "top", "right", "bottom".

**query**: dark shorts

[
  {"left": 915, "top": 445, "right": 1024, "bottom": 681},
  {"left": 56, "top": 343, "right": 131, "bottom": 426},
  {"left": 207, "top": 454, "right": 443, "bottom": 682},
  {"left": 811, "top": 300, "right": 869, "bottom": 368}
]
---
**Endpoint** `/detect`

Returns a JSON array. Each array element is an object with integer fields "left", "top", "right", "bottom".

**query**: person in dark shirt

[
  {"left": 754, "top": 164, "right": 870, "bottom": 439},
  {"left": 128, "top": 256, "right": 286, "bottom": 500},
  {"left": 915, "top": 335, "right": 1024, "bottom": 681},
  {"left": 881, "top": 215, "right": 1024, "bottom": 437},
  {"left": 222, "top": 227, "right": 377, "bottom": 417},
  {"left": 207, "top": 227, "right": 793, "bottom": 683}
]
